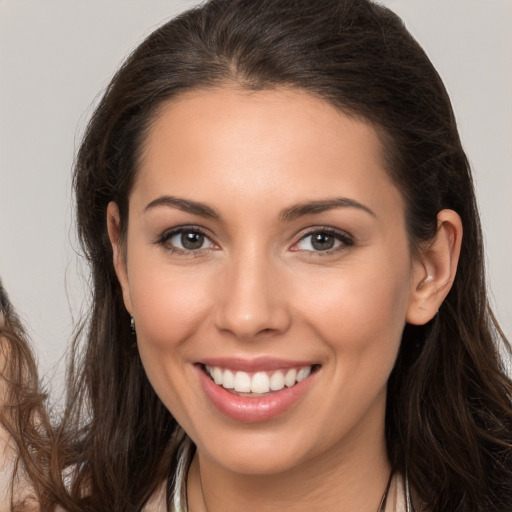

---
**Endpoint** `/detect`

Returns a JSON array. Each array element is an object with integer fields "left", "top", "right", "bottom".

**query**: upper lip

[{"left": 197, "top": 356, "right": 318, "bottom": 372}]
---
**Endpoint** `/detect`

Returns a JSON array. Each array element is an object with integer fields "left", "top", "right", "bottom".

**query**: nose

[{"left": 214, "top": 249, "right": 291, "bottom": 340}]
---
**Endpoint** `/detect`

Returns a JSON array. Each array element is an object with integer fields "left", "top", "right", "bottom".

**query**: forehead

[
  {"left": 134, "top": 87, "right": 402, "bottom": 219},
  {"left": 141, "top": 87, "right": 384, "bottom": 166}
]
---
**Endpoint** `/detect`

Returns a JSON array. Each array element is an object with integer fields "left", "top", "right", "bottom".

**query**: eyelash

[
  {"left": 292, "top": 228, "right": 354, "bottom": 256},
  {"left": 155, "top": 226, "right": 215, "bottom": 256},
  {"left": 155, "top": 226, "right": 354, "bottom": 256}
]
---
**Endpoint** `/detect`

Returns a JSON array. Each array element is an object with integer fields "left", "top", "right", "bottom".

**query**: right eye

[{"left": 157, "top": 227, "right": 217, "bottom": 254}]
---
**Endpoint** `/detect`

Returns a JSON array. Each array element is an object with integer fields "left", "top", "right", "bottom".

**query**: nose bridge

[{"left": 215, "top": 242, "right": 289, "bottom": 338}]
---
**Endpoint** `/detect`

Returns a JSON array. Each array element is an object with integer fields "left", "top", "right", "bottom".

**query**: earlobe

[
  {"left": 406, "top": 209, "right": 463, "bottom": 326},
  {"left": 106, "top": 201, "right": 133, "bottom": 314}
]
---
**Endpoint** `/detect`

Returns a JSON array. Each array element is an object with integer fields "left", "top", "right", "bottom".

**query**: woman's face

[{"left": 111, "top": 88, "right": 426, "bottom": 476}]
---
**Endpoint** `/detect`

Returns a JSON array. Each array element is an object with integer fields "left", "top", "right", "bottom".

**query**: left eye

[{"left": 295, "top": 230, "right": 351, "bottom": 252}]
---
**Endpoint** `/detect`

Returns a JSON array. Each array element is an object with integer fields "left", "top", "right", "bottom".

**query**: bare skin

[{"left": 108, "top": 88, "right": 462, "bottom": 511}]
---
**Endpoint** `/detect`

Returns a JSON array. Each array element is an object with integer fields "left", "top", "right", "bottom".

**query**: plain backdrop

[{"left": 1, "top": 0, "right": 511, "bottom": 400}]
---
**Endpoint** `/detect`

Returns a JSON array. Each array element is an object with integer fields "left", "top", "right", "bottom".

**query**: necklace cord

[{"left": 377, "top": 469, "right": 394, "bottom": 512}]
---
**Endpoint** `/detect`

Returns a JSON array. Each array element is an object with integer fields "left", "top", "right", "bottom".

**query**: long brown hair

[
  {"left": 61, "top": 0, "right": 512, "bottom": 510},
  {"left": 0, "top": 282, "right": 65, "bottom": 511}
]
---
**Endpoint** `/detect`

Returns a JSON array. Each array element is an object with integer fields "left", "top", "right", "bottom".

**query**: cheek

[
  {"left": 292, "top": 254, "right": 412, "bottom": 359},
  {"left": 291, "top": 260, "right": 411, "bottom": 427},
  {"left": 127, "top": 256, "right": 215, "bottom": 356},
  {"left": 126, "top": 262, "right": 215, "bottom": 429}
]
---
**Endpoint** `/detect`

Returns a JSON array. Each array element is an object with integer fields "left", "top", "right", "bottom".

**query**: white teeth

[
  {"left": 251, "top": 372, "right": 270, "bottom": 393},
  {"left": 296, "top": 367, "right": 311, "bottom": 382},
  {"left": 269, "top": 370, "right": 284, "bottom": 391},
  {"left": 206, "top": 365, "right": 313, "bottom": 394},
  {"left": 213, "top": 366, "right": 223, "bottom": 385},
  {"left": 234, "top": 371, "right": 251, "bottom": 392},
  {"left": 223, "top": 369, "right": 234, "bottom": 389},
  {"left": 284, "top": 368, "right": 297, "bottom": 387}
]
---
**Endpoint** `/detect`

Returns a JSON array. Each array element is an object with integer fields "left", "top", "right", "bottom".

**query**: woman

[{"left": 57, "top": 0, "right": 512, "bottom": 510}]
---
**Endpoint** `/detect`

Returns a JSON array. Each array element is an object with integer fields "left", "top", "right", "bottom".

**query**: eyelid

[
  {"left": 290, "top": 227, "right": 354, "bottom": 253},
  {"left": 154, "top": 225, "right": 218, "bottom": 254}
]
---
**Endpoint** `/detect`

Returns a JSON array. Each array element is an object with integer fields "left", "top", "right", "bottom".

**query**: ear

[
  {"left": 106, "top": 201, "right": 133, "bottom": 315},
  {"left": 406, "top": 209, "right": 463, "bottom": 325}
]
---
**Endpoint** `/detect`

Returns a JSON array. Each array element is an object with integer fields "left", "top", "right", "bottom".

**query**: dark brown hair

[{"left": 61, "top": 0, "right": 512, "bottom": 510}]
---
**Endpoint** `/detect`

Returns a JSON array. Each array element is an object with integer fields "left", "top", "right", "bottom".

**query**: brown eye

[
  {"left": 159, "top": 228, "right": 216, "bottom": 253},
  {"left": 180, "top": 231, "right": 205, "bottom": 250},
  {"left": 294, "top": 229, "right": 353, "bottom": 253},
  {"left": 310, "top": 232, "right": 336, "bottom": 251}
]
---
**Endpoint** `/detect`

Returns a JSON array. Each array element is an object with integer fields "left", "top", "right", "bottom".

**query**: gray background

[{"left": 1, "top": 0, "right": 511, "bottom": 400}]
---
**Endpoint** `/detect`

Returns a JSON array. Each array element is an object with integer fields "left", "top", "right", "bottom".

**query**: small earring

[{"left": 130, "top": 316, "right": 136, "bottom": 334}]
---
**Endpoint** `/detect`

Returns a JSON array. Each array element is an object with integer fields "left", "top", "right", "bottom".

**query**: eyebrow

[
  {"left": 144, "top": 195, "right": 375, "bottom": 222},
  {"left": 279, "top": 197, "right": 376, "bottom": 221},
  {"left": 144, "top": 195, "right": 220, "bottom": 219}
]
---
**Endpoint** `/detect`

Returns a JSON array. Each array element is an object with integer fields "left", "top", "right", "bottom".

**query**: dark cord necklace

[
  {"left": 376, "top": 470, "right": 412, "bottom": 512},
  {"left": 376, "top": 469, "right": 394, "bottom": 512},
  {"left": 169, "top": 437, "right": 413, "bottom": 512}
]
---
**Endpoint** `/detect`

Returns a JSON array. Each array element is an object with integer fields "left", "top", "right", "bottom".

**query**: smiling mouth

[{"left": 203, "top": 364, "right": 320, "bottom": 395}]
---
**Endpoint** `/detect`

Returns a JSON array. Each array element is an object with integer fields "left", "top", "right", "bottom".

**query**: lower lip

[{"left": 197, "top": 366, "right": 316, "bottom": 423}]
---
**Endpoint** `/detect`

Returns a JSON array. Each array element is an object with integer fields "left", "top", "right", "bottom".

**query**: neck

[{"left": 187, "top": 416, "right": 391, "bottom": 512}]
